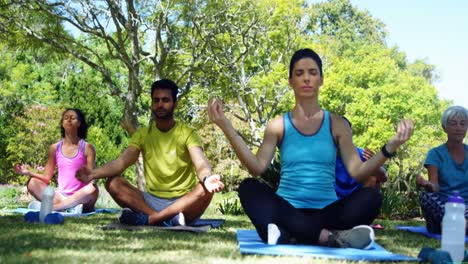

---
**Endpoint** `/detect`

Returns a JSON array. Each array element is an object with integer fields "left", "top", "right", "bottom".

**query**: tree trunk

[{"left": 136, "top": 154, "right": 146, "bottom": 191}]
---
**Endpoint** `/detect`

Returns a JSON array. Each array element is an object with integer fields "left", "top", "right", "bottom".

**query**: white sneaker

[
  {"left": 28, "top": 201, "right": 41, "bottom": 210},
  {"left": 170, "top": 212, "right": 186, "bottom": 226},
  {"left": 66, "top": 204, "right": 83, "bottom": 214},
  {"left": 329, "top": 225, "right": 375, "bottom": 249},
  {"left": 267, "top": 223, "right": 281, "bottom": 245}
]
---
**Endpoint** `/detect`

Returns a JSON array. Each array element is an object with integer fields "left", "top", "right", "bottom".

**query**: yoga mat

[
  {"left": 101, "top": 222, "right": 210, "bottom": 233},
  {"left": 101, "top": 219, "right": 224, "bottom": 233},
  {"left": 237, "top": 229, "right": 418, "bottom": 262},
  {"left": 395, "top": 225, "right": 468, "bottom": 243},
  {"left": 8, "top": 207, "right": 119, "bottom": 217}
]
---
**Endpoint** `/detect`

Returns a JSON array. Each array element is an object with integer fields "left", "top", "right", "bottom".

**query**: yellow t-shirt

[{"left": 129, "top": 122, "right": 203, "bottom": 198}]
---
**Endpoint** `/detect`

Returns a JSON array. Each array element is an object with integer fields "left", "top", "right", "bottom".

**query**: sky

[{"left": 349, "top": 0, "right": 467, "bottom": 107}]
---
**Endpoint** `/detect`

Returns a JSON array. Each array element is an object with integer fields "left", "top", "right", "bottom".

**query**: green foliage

[
  {"left": 5, "top": 105, "right": 62, "bottom": 185},
  {"left": 380, "top": 180, "right": 420, "bottom": 219},
  {"left": 0, "top": 186, "right": 22, "bottom": 209},
  {"left": 217, "top": 192, "right": 244, "bottom": 216},
  {"left": 0, "top": 187, "right": 20, "bottom": 199}
]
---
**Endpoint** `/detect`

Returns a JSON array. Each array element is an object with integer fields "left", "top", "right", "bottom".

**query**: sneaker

[
  {"left": 28, "top": 201, "right": 41, "bottom": 210},
  {"left": 65, "top": 204, "right": 83, "bottom": 214},
  {"left": 163, "top": 212, "right": 186, "bottom": 227},
  {"left": 118, "top": 208, "right": 148, "bottom": 225},
  {"left": 267, "top": 223, "right": 292, "bottom": 245},
  {"left": 329, "top": 225, "right": 375, "bottom": 249}
]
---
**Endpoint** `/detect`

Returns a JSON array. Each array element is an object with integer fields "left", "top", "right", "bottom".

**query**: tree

[{"left": 0, "top": 0, "right": 272, "bottom": 188}]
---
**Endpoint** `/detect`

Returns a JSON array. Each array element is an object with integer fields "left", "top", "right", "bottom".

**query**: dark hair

[
  {"left": 150, "top": 79, "right": 179, "bottom": 102},
  {"left": 60, "top": 108, "right": 88, "bottom": 139},
  {"left": 289, "top": 48, "right": 323, "bottom": 78}
]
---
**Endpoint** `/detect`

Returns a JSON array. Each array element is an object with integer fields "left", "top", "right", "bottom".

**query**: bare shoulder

[
  {"left": 85, "top": 142, "right": 96, "bottom": 155},
  {"left": 266, "top": 115, "right": 284, "bottom": 135},
  {"left": 330, "top": 113, "right": 350, "bottom": 134},
  {"left": 49, "top": 142, "right": 59, "bottom": 152}
]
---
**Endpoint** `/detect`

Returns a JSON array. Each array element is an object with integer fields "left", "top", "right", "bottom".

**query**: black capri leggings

[{"left": 238, "top": 178, "right": 382, "bottom": 245}]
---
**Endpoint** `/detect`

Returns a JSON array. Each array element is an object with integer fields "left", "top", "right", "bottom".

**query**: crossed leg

[
  {"left": 105, "top": 176, "right": 213, "bottom": 225},
  {"left": 27, "top": 177, "right": 99, "bottom": 212}
]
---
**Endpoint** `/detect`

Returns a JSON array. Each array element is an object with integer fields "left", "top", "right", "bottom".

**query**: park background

[{"left": 1, "top": 0, "right": 467, "bottom": 221}]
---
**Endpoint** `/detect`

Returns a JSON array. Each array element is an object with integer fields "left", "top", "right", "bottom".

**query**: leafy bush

[
  {"left": 6, "top": 104, "right": 62, "bottom": 185},
  {"left": 0, "top": 186, "right": 21, "bottom": 208},
  {"left": 217, "top": 192, "right": 244, "bottom": 216},
  {"left": 380, "top": 175, "right": 420, "bottom": 219}
]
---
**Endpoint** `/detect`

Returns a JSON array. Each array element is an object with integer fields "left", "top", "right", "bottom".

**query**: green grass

[{"left": 0, "top": 186, "right": 440, "bottom": 264}]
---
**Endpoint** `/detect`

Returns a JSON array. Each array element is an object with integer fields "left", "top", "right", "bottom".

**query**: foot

[
  {"left": 267, "top": 223, "right": 292, "bottom": 245},
  {"left": 28, "top": 201, "right": 41, "bottom": 210},
  {"left": 65, "top": 204, "right": 83, "bottom": 214},
  {"left": 163, "top": 212, "right": 186, "bottom": 227},
  {"left": 268, "top": 223, "right": 281, "bottom": 245},
  {"left": 118, "top": 208, "right": 149, "bottom": 225},
  {"left": 328, "top": 225, "right": 375, "bottom": 249}
]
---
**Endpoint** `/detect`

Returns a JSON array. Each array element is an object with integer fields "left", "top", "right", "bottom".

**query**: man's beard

[{"left": 152, "top": 108, "right": 174, "bottom": 120}]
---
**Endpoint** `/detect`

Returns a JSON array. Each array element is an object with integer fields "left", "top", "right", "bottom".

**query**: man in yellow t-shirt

[{"left": 76, "top": 79, "right": 224, "bottom": 226}]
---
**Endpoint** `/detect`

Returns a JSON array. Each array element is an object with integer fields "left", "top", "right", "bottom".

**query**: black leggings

[{"left": 238, "top": 178, "right": 382, "bottom": 245}]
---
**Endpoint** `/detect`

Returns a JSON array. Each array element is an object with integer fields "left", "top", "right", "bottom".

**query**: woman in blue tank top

[{"left": 208, "top": 48, "right": 414, "bottom": 248}]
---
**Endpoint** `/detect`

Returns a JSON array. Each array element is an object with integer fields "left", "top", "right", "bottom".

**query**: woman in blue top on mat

[
  {"left": 208, "top": 48, "right": 413, "bottom": 249},
  {"left": 416, "top": 105, "right": 468, "bottom": 234}
]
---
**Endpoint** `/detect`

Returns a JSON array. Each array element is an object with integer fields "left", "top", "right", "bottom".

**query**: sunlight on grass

[{"left": 0, "top": 188, "right": 435, "bottom": 263}]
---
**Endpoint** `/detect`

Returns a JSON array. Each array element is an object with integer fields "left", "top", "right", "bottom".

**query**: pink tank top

[{"left": 56, "top": 139, "right": 88, "bottom": 195}]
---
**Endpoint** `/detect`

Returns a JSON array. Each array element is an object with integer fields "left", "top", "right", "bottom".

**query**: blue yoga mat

[
  {"left": 8, "top": 207, "right": 119, "bottom": 217},
  {"left": 237, "top": 229, "right": 419, "bottom": 262},
  {"left": 395, "top": 225, "right": 468, "bottom": 243}
]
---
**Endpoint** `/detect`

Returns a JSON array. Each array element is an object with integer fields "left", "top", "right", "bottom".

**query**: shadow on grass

[{"left": 0, "top": 212, "right": 254, "bottom": 262}]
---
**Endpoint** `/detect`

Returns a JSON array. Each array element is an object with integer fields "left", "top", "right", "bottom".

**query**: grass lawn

[{"left": 0, "top": 186, "right": 440, "bottom": 264}]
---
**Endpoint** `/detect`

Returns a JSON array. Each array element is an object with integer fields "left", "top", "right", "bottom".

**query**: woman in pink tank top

[{"left": 14, "top": 108, "right": 99, "bottom": 213}]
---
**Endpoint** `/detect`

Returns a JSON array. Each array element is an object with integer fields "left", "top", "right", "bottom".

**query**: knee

[
  {"left": 105, "top": 176, "right": 122, "bottom": 194},
  {"left": 26, "top": 177, "right": 43, "bottom": 193},
  {"left": 84, "top": 183, "right": 99, "bottom": 197},
  {"left": 238, "top": 178, "right": 259, "bottom": 196}
]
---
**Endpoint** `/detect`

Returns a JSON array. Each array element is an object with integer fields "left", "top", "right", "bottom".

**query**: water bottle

[
  {"left": 39, "top": 185, "right": 55, "bottom": 223},
  {"left": 441, "top": 191, "right": 466, "bottom": 262}
]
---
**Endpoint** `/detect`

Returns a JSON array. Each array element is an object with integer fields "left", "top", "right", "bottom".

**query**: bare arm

[
  {"left": 13, "top": 144, "right": 57, "bottom": 184},
  {"left": 416, "top": 166, "right": 440, "bottom": 192},
  {"left": 207, "top": 98, "right": 279, "bottom": 176},
  {"left": 76, "top": 146, "right": 140, "bottom": 184},
  {"left": 338, "top": 117, "right": 414, "bottom": 182},
  {"left": 85, "top": 143, "right": 96, "bottom": 169},
  {"left": 188, "top": 146, "right": 224, "bottom": 193},
  {"left": 362, "top": 148, "right": 388, "bottom": 183}
]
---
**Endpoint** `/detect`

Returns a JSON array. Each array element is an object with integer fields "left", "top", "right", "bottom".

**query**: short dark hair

[
  {"left": 151, "top": 79, "right": 179, "bottom": 102},
  {"left": 289, "top": 48, "right": 323, "bottom": 78},
  {"left": 60, "top": 108, "right": 88, "bottom": 139}
]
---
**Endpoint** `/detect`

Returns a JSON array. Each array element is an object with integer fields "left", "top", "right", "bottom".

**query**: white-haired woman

[{"left": 417, "top": 105, "right": 468, "bottom": 233}]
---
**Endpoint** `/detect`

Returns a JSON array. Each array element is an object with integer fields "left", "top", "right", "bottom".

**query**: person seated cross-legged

[{"left": 76, "top": 79, "right": 224, "bottom": 226}]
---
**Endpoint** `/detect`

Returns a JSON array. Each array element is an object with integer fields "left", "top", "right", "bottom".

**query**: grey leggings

[{"left": 238, "top": 178, "right": 382, "bottom": 244}]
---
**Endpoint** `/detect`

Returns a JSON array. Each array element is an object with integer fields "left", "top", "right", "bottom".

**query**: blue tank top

[{"left": 277, "top": 110, "right": 337, "bottom": 209}]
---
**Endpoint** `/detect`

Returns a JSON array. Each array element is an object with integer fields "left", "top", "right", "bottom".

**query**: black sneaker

[
  {"left": 329, "top": 225, "right": 375, "bottom": 249},
  {"left": 118, "top": 208, "right": 149, "bottom": 225}
]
